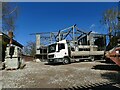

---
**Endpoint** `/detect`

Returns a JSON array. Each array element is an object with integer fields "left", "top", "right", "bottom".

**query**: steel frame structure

[{"left": 30, "top": 24, "right": 106, "bottom": 46}]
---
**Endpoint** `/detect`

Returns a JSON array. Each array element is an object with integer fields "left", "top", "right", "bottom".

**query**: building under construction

[{"left": 34, "top": 24, "right": 106, "bottom": 61}]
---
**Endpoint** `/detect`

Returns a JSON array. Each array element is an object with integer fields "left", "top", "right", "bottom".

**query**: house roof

[{"left": 0, "top": 31, "right": 23, "bottom": 48}]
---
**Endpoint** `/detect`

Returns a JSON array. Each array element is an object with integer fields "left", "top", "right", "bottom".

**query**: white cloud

[
  {"left": 90, "top": 24, "right": 95, "bottom": 29},
  {"left": 92, "top": 31, "right": 98, "bottom": 34}
]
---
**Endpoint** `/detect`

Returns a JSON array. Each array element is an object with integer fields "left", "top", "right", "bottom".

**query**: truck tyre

[
  {"left": 91, "top": 56, "right": 95, "bottom": 61},
  {"left": 63, "top": 57, "right": 70, "bottom": 64}
]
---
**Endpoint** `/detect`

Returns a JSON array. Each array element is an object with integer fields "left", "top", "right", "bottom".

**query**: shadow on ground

[
  {"left": 92, "top": 64, "right": 120, "bottom": 71},
  {"left": 64, "top": 65, "right": 120, "bottom": 90},
  {"left": 44, "top": 62, "right": 64, "bottom": 66},
  {"left": 96, "top": 59, "right": 115, "bottom": 64},
  {"left": 88, "top": 63, "right": 120, "bottom": 90},
  {"left": 44, "top": 60, "right": 95, "bottom": 66},
  {"left": 63, "top": 83, "right": 120, "bottom": 90}
]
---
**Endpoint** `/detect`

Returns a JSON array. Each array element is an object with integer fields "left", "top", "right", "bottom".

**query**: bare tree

[
  {"left": 101, "top": 7, "right": 120, "bottom": 50},
  {"left": 100, "top": 7, "right": 119, "bottom": 39},
  {"left": 24, "top": 41, "right": 36, "bottom": 57},
  {"left": 2, "top": 2, "right": 18, "bottom": 32}
]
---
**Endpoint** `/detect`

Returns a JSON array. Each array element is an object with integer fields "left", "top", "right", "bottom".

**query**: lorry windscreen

[
  {"left": 58, "top": 43, "right": 65, "bottom": 50},
  {"left": 48, "top": 44, "right": 56, "bottom": 53}
]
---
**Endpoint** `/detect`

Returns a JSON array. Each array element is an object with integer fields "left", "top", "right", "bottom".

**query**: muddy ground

[{"left": 1, "top": 60, "right": 120, "bottom": 89}]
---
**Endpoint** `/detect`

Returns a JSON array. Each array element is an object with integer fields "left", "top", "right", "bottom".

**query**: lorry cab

[{"left": 47, "top": 40, "right": 70, "bottom": 64}]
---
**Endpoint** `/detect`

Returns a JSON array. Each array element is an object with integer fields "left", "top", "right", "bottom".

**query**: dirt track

[{"left": 2, "top": 60, "right": 120, "bottom": 89}]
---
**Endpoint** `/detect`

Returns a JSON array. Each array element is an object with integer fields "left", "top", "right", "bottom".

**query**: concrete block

[{"left": 5, "top": 58, "right": 20, "bottom": 69}]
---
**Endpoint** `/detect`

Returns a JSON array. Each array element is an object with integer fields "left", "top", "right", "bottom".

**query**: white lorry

[{"left": 47, "top": 39, "right": 104, "bottom": 64}]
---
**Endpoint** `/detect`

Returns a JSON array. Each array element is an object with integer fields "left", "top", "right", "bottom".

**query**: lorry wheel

[
  {"left": 63, "top": 58, "right": 70, "bottom": 64},
  {"left": 91, "top": 56, "right": 95, "bottom": 61}
]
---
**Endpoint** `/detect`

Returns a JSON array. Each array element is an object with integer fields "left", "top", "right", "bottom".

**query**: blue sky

[{"left": 14, "top": 2, "right": 118, "bottom": 46}]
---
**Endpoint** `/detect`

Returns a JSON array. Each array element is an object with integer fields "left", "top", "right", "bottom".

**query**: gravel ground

[{"left": 1, "top": 60, "right": 120, "bottom": 89}]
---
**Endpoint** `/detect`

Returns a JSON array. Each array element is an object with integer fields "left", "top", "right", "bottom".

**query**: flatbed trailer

[{"left": 47, "top": 40, "right": 105, "bottom": 64}]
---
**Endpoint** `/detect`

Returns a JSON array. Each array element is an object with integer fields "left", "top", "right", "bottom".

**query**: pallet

[{"left": 6, "top": 68, "right": 18, "bottom": 70}]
